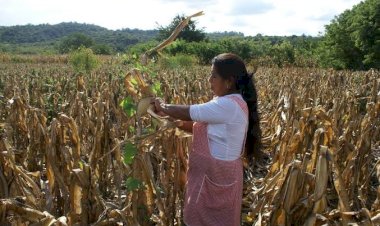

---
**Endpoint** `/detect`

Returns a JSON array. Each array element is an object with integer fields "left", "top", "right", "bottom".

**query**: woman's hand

[
  {"left": 150, "top": 98, "right": 191, "bottom": 121},
  {"left": 151, "top": 98, "right": 168, "bottom": 116}
]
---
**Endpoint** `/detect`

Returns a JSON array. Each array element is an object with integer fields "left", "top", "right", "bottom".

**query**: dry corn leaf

[{"left": 136, "top": 97, "right": 154, "bottom": 118}]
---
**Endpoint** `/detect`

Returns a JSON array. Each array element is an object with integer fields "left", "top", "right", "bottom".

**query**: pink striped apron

[{"left": 183, "top": 96, "right": 248, "bottom": 226}]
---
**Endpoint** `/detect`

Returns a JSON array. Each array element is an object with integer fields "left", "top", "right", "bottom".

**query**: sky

[{"left": 0, "top": 0, "right": 363, "bottom": 36}]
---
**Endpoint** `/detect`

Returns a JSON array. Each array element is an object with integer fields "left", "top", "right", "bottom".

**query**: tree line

[
  {"left": 0, "top": 0, "right": 378, "bottom": 70},
  {"left": 146, "top": 0, "right": 378, "bottom": 70},
  {"left": 0, "top": 22, "right": 157, "bottom": 54}
]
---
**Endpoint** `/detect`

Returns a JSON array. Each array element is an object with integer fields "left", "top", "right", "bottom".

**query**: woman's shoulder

[
  {"left": 209, "top": 94, "right": 242, "bottom": 110},
  {"left": 220, "top": 94, "right": 248, "bottom": 116},
  {"left": 213, "top": 94, "right": 237, "bottom": 104},
  {"left": 216, "top": 94, "right": 243, "bottom": 103}
]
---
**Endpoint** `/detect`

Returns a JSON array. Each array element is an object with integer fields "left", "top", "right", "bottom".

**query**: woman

[{"left": 153, "top": 53, "right": 261, "bottom": 226}]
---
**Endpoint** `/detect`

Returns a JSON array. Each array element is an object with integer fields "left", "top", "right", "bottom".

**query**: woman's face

[{"left": 209, "top": 64, "right": 230, "bottom": 96}]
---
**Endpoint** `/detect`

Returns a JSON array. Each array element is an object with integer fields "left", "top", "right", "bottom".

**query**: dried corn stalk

[{"left": 0, "top": 54, "right": 379, "bottom": 226}]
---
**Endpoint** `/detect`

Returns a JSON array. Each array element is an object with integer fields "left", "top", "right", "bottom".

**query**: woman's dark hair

[{"left": 211, "top": 53, "right": 261, "bottom": 162}]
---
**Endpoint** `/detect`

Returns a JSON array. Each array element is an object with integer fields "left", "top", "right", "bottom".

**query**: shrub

[
  {"left": 158, "top": 54, "right": 197, "bottom": 70},
  {"left": 69, "top": 47, "right": 100, "bottom": 74}
]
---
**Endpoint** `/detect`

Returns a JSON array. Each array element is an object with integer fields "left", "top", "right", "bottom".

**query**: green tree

[
  {"left": 157, "top": 14, "right": 206, "bottom": 42},
  {"left": 127, "top": 40, "right": 159, "bottom": 56},
  {"left": 318, "top": 0, "right": 380, "bottom": 70},
  {"left": 58, "top": 33, "right": 94, "bottom": 53},
  {"left": 92, "top": 43, "right": 113, "bottom": 55},
  {"left": 270, "top": 40, "right": 295, "bottom": 67},
  {"left": 69, "top": 47, "right": 100, "bottom": 75},
  {"left": 219, "top": 38, "right": 254, "bottom": 60}
]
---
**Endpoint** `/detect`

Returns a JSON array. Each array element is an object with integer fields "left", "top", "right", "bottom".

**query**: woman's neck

[{"left": 222, "top": 90, "right": 240, "bottom": 96}]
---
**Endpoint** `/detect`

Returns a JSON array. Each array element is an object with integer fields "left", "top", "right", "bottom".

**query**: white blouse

[{"left": 189, "top": 94, "right": 248, "bottom": 161}]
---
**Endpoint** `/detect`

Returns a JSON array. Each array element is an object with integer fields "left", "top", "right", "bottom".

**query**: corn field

[{"left": 0, "top": 59, "right": 379, "bottom": 225}]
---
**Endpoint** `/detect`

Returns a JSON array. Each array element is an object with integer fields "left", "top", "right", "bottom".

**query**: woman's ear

[
  {"left": 224, "top": 79, "right": 232, "bottom": 90},
  {"left": 227, "top": 77, "right": 236, "bottom": 89}
]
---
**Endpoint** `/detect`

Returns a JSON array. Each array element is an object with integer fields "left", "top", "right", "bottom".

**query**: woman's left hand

[
  {"left": 150, "top": 97, "right": 191, "bottom": 121},
  {"left": 152, "top": 98, "right": 167, "bottom": 115}
]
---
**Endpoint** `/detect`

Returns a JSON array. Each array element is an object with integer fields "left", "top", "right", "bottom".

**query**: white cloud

[
  {"left": 229, "top": 0, "right": 275, "bottom": 15},
  {"left": 0, "top": 0, "right": 363, "bottom": 36}
]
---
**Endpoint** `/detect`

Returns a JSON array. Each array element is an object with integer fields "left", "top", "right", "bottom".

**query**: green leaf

[
  {"left": 130, "top": 77, "right": 138, "bottom": 86},
  {"left": 78, "top": 161, "right": 84, "bottom": 169},
  {"left": 125, "top": 177, "right": 142, "bottom": 191},
  {"left": 136, "top": 63, "right": 155, "bottom": 76},
  {"left": 128, "top": 126, "right": 135, "bottom": 133},
  {"left": 136, "top": 63, "right": 146, "bottom": 72},
  {"left": 147, "top": 68, "right": 157, "bottom": 78},
  {"left": 119, "top": 96, "right": 136, "bottom": 117},
  {"left": 123, "top": 141, "right": 137, "bottom": 164},
  {"left": 152, "top": 81, "right": 162, "bottom": 96},
  {"left": 142, "top": 126, "right": 155, "bottom": 135}
]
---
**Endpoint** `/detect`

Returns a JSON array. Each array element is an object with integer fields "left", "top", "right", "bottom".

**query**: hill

[
  {"left": 0, "top": 22, "right": 248, "bottom": 54},
  {"left": 0, "top": 22, "right": 159, "bottom": 53}
]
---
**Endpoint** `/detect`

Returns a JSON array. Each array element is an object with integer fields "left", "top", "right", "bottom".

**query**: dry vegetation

[{"left": 0, "top": 59, "right": 379, "bottom": 225}]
